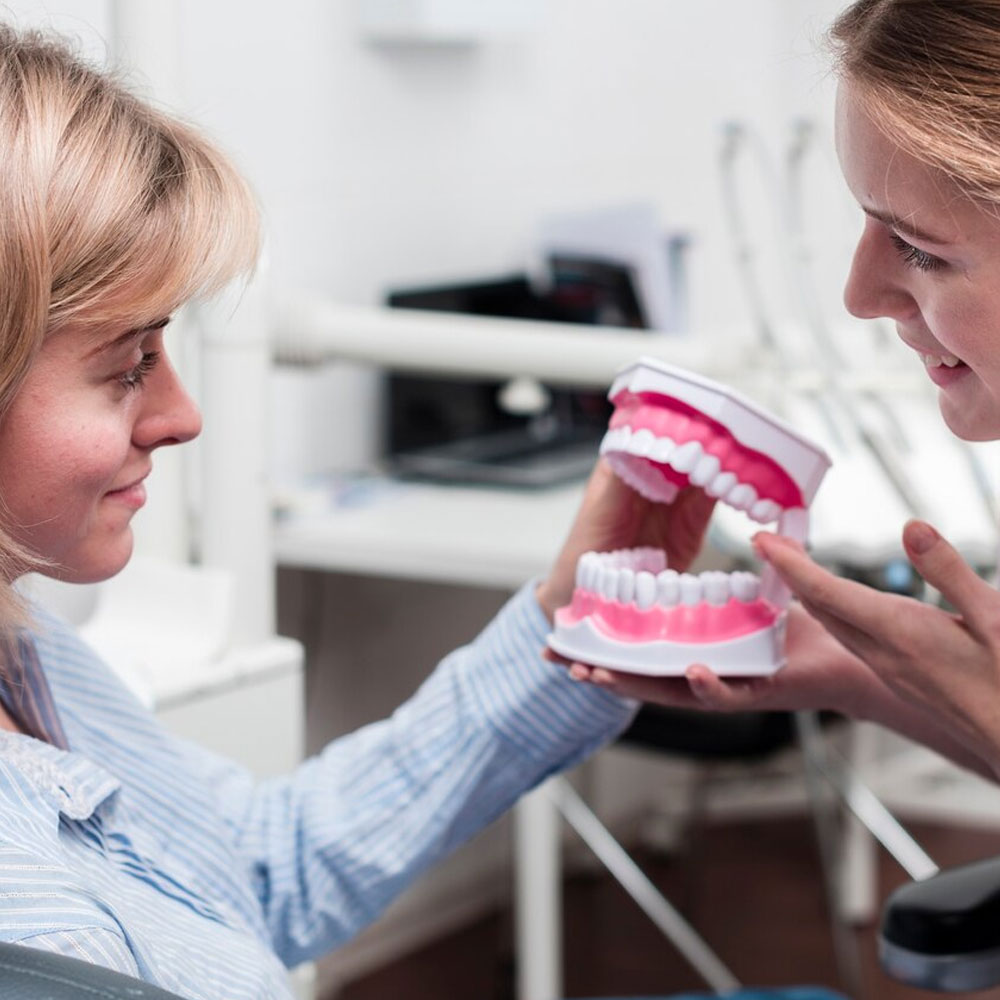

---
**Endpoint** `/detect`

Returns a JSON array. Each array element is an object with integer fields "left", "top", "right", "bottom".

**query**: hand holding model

[
  {"left": 567, "top": 526, "right": 1000, "bottom": 781},
  {"left": 536, "top": 459, "right": 715, "bottom": 623}
]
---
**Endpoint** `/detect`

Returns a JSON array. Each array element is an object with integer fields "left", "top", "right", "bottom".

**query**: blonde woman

[
  {"left": 0, "top": 24, "right": 698, "bottom": 996},
  {"left": 568, "top": 0, "right": 1000, "bottom": 786}
]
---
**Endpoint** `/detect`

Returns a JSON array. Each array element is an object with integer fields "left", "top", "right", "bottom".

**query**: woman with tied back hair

[
  {"left": 566, "top": 0, "right": 1000, "bottom": 787},
  {"left": 0, "top": 22, "right": 685, "bottom": 998}
]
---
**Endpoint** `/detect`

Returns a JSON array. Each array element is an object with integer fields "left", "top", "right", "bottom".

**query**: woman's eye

[
  {"left": 889, "top": 232, "right": 945, "bottom": 272},
  {"left": 117, "top": 351, "right": 161, "bottom": 391}
]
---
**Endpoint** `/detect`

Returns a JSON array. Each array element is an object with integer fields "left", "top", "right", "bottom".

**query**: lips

[{"left": 106, "top": 468, "right": 150, "bottom": 496}]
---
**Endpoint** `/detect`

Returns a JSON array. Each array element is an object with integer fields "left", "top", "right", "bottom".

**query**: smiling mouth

[
  {"left": 106, "top": 470, "right": 150, "bottom": 496},
  {"left": 921, "top": 352, "right": 964, "bottom": 369}
]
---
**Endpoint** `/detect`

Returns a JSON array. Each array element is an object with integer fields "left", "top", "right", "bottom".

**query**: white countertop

[{"left": 273, "top": 476, "right": 585, "bottom": 590}]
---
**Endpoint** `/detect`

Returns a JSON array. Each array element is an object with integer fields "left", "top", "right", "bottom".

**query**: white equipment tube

[
  {"left": 273, "top": 297, "right": 929, "bottom": 395},
  {"left": 274, "top": 297, "right": 725, "bottom": 388},
  {"left": 198, "top": 276, "right": 276, "bottom": 645},
  {"left": 109, "top": 1, "right": 183, "bottom": 106},
  {"left": 109, "top": 0, "right": 188, "bottom": 564},
  {"left": 514, "top": 786, "right": 563, "bottom": 1000}
]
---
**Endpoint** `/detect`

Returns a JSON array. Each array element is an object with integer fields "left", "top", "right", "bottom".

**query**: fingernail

[
  {"left": 906, "top": 520, "right": 938, "bottom": 555},
  {"left": 686, "top": 669, "right": 709, "bottom": 698},
  {"left": 568, "top": 664, "right": 588, "bottom": 682}
]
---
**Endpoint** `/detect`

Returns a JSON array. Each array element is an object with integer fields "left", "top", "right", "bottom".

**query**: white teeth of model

[
  {"left": 634, "top": 571, "right": 656, "bottom": 609},
  {"left": 618, "top": 568, "right": 636, "bottom": 604},
  {"left": 656, "top": 569, "right": 680, "bottom": 605},
  {"left": 750, "top": 498, "right": 782, "bottom": 524},
  {"left": 731, "top": 571, "right": 761, "bottom": 602},
  {"left": 689, "top": 453, "right": 721, "bottom": 487},
  {"left": 727, "top": 482, "right": 758, "bottom": 511},
  {"left": 942, "top": 354, "right": 961, "bottom": 367},
  {"left": 599, "top": 427, "right": 627, "bottom": 454},
  {"left": 706, "top": 471, "right": 738, "bottom": 499},
  {"left": 599, "top": 567, "right": 619, "bottom": 601},
  {"left": 649, "top": 436, "right": 677, "bottom": 462},
  {"left": 701, "top": 571, "right": 730, "bottom": 606},
  {"left": 627, "top": 428, "right": 657, "bottom": 457},
  {"left": 670, "top": 440, "right": 703, "bottom": 474},
  {"left": 679, "top": 573, "right": 701, "bottom": 606},
  {"left": 583, "top": 554, "right": 601, "bottom": 591}
]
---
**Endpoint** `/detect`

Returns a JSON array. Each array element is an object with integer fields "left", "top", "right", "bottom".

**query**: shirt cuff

[{"left": 460, "top": 580, "right": 637, "bottom": 770}]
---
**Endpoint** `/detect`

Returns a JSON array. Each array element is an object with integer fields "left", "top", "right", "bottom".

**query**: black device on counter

[{"left": 384, "top": 268, "right": 643, "bottom": 487}]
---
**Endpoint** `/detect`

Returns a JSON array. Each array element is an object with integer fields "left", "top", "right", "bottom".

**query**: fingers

[
  {"left": 902, "top": 520, "right": 996, "bottom": 633},
  {"left": 756, "top": 522, "right": 993, "bottom": 636},
  {"left": 685, "top": 664, "right": 775, "bottom": 710},
  {"left": 754, "top": 532, "right": 887, "bottom": 631}
]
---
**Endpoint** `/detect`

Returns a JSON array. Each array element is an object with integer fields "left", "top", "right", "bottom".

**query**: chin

[
  {"left": 53, "top": 534, "right": 135, "bottom": 584},
  {"left": 938, "top": 396, "right": 1000, "bottom": 442}
]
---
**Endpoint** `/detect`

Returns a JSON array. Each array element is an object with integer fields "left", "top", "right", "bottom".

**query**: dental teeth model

[{"left": 548, "top": 357, "right": 832, "bottom": 676}]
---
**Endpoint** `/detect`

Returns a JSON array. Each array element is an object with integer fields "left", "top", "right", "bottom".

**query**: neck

[{"left": 0, "top": 701, "right": 25, "bottom": 736}]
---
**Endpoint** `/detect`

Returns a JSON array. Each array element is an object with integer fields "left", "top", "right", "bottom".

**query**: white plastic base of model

[{"left": 548, "top": 612, "right": 787, "bottom": 677}]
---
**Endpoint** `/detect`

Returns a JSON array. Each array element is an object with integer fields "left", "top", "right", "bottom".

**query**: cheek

[
  {"left": 925, "top": 295, "right": 997, "bottom": 364},
  {"left": 2, "top": 422, "right": 126, "bottom": 531}
]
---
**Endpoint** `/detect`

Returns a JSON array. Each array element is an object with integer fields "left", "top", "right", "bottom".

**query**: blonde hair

[
  {"left": 830, "top": 0, "right": 1000, "bottom": 203},
  {"left": 0, "top": 24, "right": 260, "bottom": 627}
]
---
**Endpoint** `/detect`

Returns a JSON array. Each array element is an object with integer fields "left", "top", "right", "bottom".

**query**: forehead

[{"left": 834, "top": 81, "right": 972, "bottom": 243}]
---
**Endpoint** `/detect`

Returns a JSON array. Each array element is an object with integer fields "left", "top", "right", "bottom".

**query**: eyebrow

[
  {"left": 86, "top": 317, "right": 171, "bottom": 359},
  {"left": 861, "top": 206, "right": 954, "bottom": 246}
]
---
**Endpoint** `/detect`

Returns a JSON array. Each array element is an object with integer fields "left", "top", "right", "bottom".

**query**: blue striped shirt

[{"left": 0, "top": 583, "right": 634, "bottom": 998}]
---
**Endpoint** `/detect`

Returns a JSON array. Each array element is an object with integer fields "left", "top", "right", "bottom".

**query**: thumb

[{"left": 903, "top": 519, "right": 991, "bottom": 625}]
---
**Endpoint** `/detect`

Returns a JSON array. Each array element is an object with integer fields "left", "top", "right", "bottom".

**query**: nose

[
  {"left": 842, "top": 218, "right": 920, "bottom": 323},
  {"left": 132, "top": 353, "right": 202, "bottom": 451}
]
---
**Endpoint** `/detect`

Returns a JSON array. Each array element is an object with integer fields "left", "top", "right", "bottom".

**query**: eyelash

[
  {"left": 118, "top": 351, "right": 161, "bottom": 391},
  {"left": 889, "top": 232, "right": 945, "bottom": 272}
]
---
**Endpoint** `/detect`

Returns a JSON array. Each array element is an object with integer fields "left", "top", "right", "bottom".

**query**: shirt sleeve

[{"left": 197, "top": 582, "right": 636, "bottom": 967}]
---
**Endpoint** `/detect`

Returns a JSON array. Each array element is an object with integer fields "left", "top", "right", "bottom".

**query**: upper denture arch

[{"left": 608, "top": 390, "right": 805, "bottom": 511}]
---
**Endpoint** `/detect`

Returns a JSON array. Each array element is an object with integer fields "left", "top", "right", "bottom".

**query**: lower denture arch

[{"left": 610, "top": 390, "right": 804, "bottom": 508}]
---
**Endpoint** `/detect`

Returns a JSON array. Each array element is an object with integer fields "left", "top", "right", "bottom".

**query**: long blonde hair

[
  {"left": 830, "top": 0, "right": 1000, "bottom": 203},
  {"left": 0, "top": 25, "right": 259, "bottom": 626}
]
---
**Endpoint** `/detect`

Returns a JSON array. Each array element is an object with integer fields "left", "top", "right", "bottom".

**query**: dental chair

[{"left": 0, "top": 940, "right": 185, "bottom": 999}]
